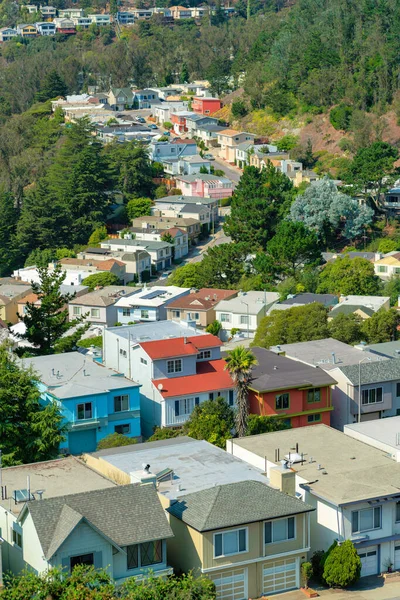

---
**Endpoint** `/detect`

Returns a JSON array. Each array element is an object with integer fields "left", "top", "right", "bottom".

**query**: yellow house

[
  {"left": 0, "top": 283, "right": 32, "bottom": 324},
  {"left": 374, "top": 252, "right": 400, "bottom": 280},
  {"left": 16, "top": 24, "right": 37, "bottom": 37},
  {"left": 217, "top": 130, "right": 255, "bottom": 163},
  {"left": 166, "top": 478, "right": 314, "bottom": 599}
]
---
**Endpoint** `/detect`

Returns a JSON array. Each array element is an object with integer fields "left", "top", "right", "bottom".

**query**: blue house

[
  {"left": 132, "top": 89, "right": 159, "bottom": 109},
  {"left": 22, "top": 352, "right": 141, "bottom": 454}
]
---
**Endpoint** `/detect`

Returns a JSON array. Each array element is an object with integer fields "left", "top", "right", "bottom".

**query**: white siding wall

[
  {"left": 0, "top": 509, "right": 25, "bottom": 574},
  {"left": 21, "top": 512, "right": 49, "bottom": 574}
]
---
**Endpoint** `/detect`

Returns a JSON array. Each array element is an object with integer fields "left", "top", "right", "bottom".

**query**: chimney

[
  {"left": 269, "top": 465, "right": 296, "bottom": 497},
  {"left": 331, "top": 352, "right": 336, "bottom": 364}
]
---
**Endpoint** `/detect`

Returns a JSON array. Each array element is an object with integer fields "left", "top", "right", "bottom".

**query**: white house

[
  {"left": 35, "top": 21, "right": 56, "bottom": 35},
  {"left": 228, "top": 424, "right": 400, "bottom": 578},
  {"left": 100, "top": 239, "right": 173, "bottom": 272},
  {"left": 130, "top": 227, "right": 189, "bottom": 260},
  {"left": 0, "top": 27, "right": 17, "bottom": 41},
  {"left": 114, "top": 285, "right": 190, "bottom": 324},
  {"left": 215, "top": 291, "right": 280, "bottom": 340},
  {"left": 88, "top": 13, "right": 111, "bottom": 25}
]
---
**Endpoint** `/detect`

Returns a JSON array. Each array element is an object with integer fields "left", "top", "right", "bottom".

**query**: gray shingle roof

[
  {"left": 341, "top": 357, "right": 400, "bottom": 385},
  {"left": 329, "top": 304, "right": 374, "bottom": 318},
  {"left": 167, "top": 480, "right": 313, "bottom": 532},
  {"left": 27, "top": 484, "right": 173, "bottom": 559}
]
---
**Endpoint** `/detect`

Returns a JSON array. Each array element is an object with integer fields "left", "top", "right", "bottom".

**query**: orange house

[{"left": 249, "top": 347, "right": 337, "bottom": 428}]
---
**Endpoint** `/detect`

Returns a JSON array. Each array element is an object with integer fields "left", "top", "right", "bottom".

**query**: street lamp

[
  {"left": 358, "top": 357, "right": 371, "bottom": 423},
  {"left": 241, "top": 300, "right": 250, "bottom": 339}
]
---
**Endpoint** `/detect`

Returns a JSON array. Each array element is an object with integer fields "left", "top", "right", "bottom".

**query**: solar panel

[{"left": 141, "top": 290, "right": 165, "bottom": 300}]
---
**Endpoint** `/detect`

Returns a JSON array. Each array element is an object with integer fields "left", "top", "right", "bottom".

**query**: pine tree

[
  {"left": 35, "top": 70, "right": 68, "bottom": 103},
  {"left": 0, "top": 192, "right": 18, "bottom": 276}
]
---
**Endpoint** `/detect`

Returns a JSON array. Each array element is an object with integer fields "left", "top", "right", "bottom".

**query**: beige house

[
  {"left": 166, "top": 288, "right": 238, "bottom": 327},
  {"left": 374, "top": 252, "right": 400, "bottom": 280},
  {"left": 130, "top": 216, "right": 201, "bottom": 243},
  {"left": 0, "top": 283, "right": 32, "bottom": 324},
  {"left": 57, "top": 258, "right": 126, "bottom": 284},
  {"left": 166, "top": 479, "right": 313, "bottom": 599},
  {"left": 217, "top": 130, "right": 255, "bottom": 163}
]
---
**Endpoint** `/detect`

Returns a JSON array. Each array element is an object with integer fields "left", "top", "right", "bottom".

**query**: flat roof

[
  {"left": 114, "top": 286, "right": 190, "bottom": 308},
  {"left": 89, "top": 437, "right": 269, "bottom": 500},
  {"left": 216, "top": 291, "right": 279, "bottom": 314},
  {"left": 69, "top": 286, "right": 139, "bottom": 307},
  {"left": 365, "top": 341, "right": 400, "bottom": 358},
  {"left": 231, "top": 425, "right": 400, "bottom": 506},
  {"left": 271, "top": 338, "right": 384, "bottom": 371},
  {"left": 105, "top": 319, "right": 207, "bottom": 342},
  {"left": 154, "top": 195, "right": 218, "bottom": 205},
  {"left": 345, "top": 417, "right": 400, "bottom": 456},
  {"left": 0, "top": 456, "right": 116, "bottom": 515}
]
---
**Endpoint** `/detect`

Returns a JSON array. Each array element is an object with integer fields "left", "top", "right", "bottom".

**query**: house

[
  {"left": 171, "top": 111, "right": 194, "bottom": 134},
  {"left": 328, "top": 294, "right": 390, "bottom": 320},
  {"left": 0, "top": 283, "right": 32, "bottom": 324},
  {"left": 85, "top": 436, "right": 314, "bottom": 598},
  {"left": 72, "top": 16, "right": 92, "bottom": 28},
  {"left": 361, "top": 340, "right": 400, "bottom": 359},
  {"left": 116, "top": 11, "right": 135, "bottom": 24},
  {"left": 88, "top": 13, "right": 111, "bottom": 26},
  {"left": 149, "top": 86, "right": 183, "bottom": 101},
  {"left": 130, "top": 8, "right": 153, "bottom": 19},
  {"left": 100, "top": 239, "right": 173, "bottom": 272},
  {"left": 194, "top": 123, "right": 226, "bottom": 146},
  {"left": 16, "top": 23, "right": 37, "bottom": 37},
  {"left": 192, "top": 96, "right": 222, "bottom": 115},
  {"left": 217, "top": 130, "right": 256, "bottom": 162},
  {"left": 228, "top": 424, "right": 400, "bottom": 577},
  {"left": 114, "top": 286, "right": 191, "bottom": 324},
  {"left": 267, "top": 292, "right": 339, "bottom": 314},
  {"left": 107, "top": 87, "right": 133, "bottom": 111},
  {"left": 68, "top": 286, "right": 140, "bottom": 327},
  {"left": 59, "top": 8, "right": 85, "bottom": 18},
  {"left": 130, "top": 227, "right": 189, "bottom": 260},
  {"left": 384, "top": 187, "right": 400, "bottom": 214},
  {"left": 169, "top": 5, "right": 192, "bottom": 18},
  {"left": 184, "top": 114, "right": 218, "bottom": 136},
  {"left": 174, "top": 173, "right": 234, "bottom": 199},
  {"left": 153, "top": 195, "right": 219, "bottom": 224},
  {"left": 22, "top": 351, "right": 141, "bottom": 454},
  {"left": 235, "top": 142, "right": 278, "bottom": 169},
  {"left": 167, "top": 288, "right": 238, "bottom": 328},
  {"left": 215, "top": 291, "right": 280, "bottom": 340},
  {"left": 344, "top": 415, "right": 400, "bottom": 462},
  {"left": 0, "top": 27, "right": 17, "bottom": 41},
  {"left": 132, "top": 88, "right": 159, "bottom": 109},
  {"left": 23, "top": 4, "right": 38, "bottom": 13},
  {"left": 148, "top": 138, "right": 198, "bottom": 162},
  {"left": 374, "top": 252, "right": 400, "bottom": 280},
  {"left": 57, "top": 257, "right": 126, "bottom": 284},
  {"left": 18, "top": 284, "right": 88, "bottom": 316},
  {"left": 269, "top": 338, "right": 386, "bottom": 430},
  {"left": 130, "top": 215, "right": 201, "bottom": 242},
  {"left": 153, "top": 101, "right": 188, "bottom": 125},
  {"left": 35, "top": 21, "right": 56, "bottom": 35},
  {"left": 53, "top": 18, "right": 76, "bottom": 33},
  {"left": 77, "top": 247, "right": 152, "bottom": 284},
  {"left": 163, "top": 155, "right": 212, "bottom": 177},
  {"left": 0, "top": 456, "right": 117, "bottom": 576},
  {"left": 39, "top": 4, "right": 56, "bottom": 19},
  {"left": 153, "top": 202, "right": 211, "bottom": 228}
]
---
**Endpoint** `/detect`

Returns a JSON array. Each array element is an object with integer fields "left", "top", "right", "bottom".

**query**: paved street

[
  {"left": 269, "top": 577, "right": 400, "bottom": 600},
  {"left": 213, "top": 155, "right": 242, "bottom": 184}
]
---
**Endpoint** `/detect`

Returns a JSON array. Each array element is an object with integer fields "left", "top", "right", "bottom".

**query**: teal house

[{"left": 22, "top": 352, "right": 141, "bottom": 454}]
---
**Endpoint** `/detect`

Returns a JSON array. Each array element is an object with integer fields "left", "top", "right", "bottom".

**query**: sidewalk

[{"left": 269, "top": 577, "right": 400, "bottom": 600}]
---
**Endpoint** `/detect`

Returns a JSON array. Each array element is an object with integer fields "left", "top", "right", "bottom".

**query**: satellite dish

[{"left": 157, "top": 383, "right": 163, "bottom": 390}]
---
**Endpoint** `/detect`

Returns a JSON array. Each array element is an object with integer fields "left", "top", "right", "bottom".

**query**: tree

[
  {"left": 231, "top": 100, "right": 248, "bottom": 118},
  {"left": 267, "top": 221, "right": 322, "bottom": 278},
  {"left": 205, "top": 56, "right": 231, "bottom": 96},
  {"left": 200, "top": 243, "right": 250, "bottom": 288},
  {"left": 317, "top": 257, "right": 381, "bottom": 295},
  {"left": 96, "top": 433, "right": 137, "bottom": 450},
  {"left": 35, "top": 70, "right": 68, "bottom": 102},
  {"left": 183, "top": 397, "right": 235, "bottom": 449},
  {"left": 106, "top": 142, "right": 154, "bottom": 199},
  {"left": 126, "top": 197, "right": 153, "bottom": 220},
  {"left": 88, "top": 226, "right": 108, "bottom": 246},
  {"left": 246, "top": 414, "right": 290, "bottom": 436},
  {"left": 378, "top": 239, "right": 399, "bottom": 254},
  {"left": 25, "top": 248, "right": 75, "bottom": 268},
  {"left": 0, "top": 192, "right": 18, "bottom": 276},
  {"left": 180, "top": 63, "right": 190, "bottom": 84},
  {"left": 18, "top": 265, "right": 84, "bottom": 355},
  {"left": 225, "top": 165, "right": 295, "bottom": 250},
  {"left": 328, "top": 313, "right": 363, "bottom": 345},
  {"left": 82, "top": 272, "right": 120, "bottom": 291},
  {"left": 253, "top": 304, "right": 329, "bottom": 348},
  {"left": 161, "top": 232, "right": 174, "bottom": 258},
  {"left": 290, "top": 177, "right": 374, "bottom": 244},
  {"left": 323, "top": 540, "right": 361, "bottom": 588},
  {"left": 205, "top": 320, "right": 222, "bottom": 336},
  {"left": 361, "top": 308, "right": 400, "bottom": 343},
  {"left": 225, "top": 347, "right": 257, "bottom": 438},
  {"left": 168, "top": 262, "right": 206, "bottom": 288},
  {"left": 343, "top": 142, "right": 399, "bottom": 209},
  {"left": 147, "top": 427, "right": 180, "bottom": 442},
  {"left": 0, "top": 346, "right": 66, "bottom": 466},
  {"left": 383, "top": 276, "right": 400, "bottom": 306},
  {"left": 330, "top": 104, "right": 353, "bottom": 130},
  {"left": 276, "top": 135, "right": 299, "bottom": 151}
]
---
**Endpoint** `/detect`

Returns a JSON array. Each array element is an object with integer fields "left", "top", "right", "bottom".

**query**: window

[
  {"left": 220, "top": 313, "right": 231, "bottom": 323},
  {"left": 307, "top": 388, "right": 321, "bottom": 403},
  {"left": 275, "top": 393, "right": 289, "bottom": 410},
  {"left": 120, "top": 349, "right": 127, "bottom": 357},
  {"left": 140, "top": 357, "right": 148, "bottom": 365},
  {"left": 240, "top": 315, "right": 249, "bottom": 325},
  {"left": 73, "top": 306, "right": 81, "bottom": 316},
  {"left": 197, "top": 350, "right": 211, "bottom": 360},
  {"left": 396, "top": 502, "right": 400, "bottom": 523},
  {"left": 397, "top": 383, "right": 400, "bottom": 398},
  {"left": 114, "top": 395, "right": 129, "bottom": 412},
  {"left": 209, "top": 392, "right": 214, "bottom": 400},
  {"left": 214, "top": 528, "right": 247, "bottom": 558},
  {"left": 172, "top": 310, "right": 181, "bottom": 318},
  {"left": 265, "top": 517, "right": 295, "bottom": 544},
  {"left": 77, "top": 402, "right": 92, "bottom": 420},
  {"left": 167, "top": 359, "right": 182, "bottom": 373},
  {"left": 377, "top": 266, "right": 387, "bottom": 273},
  {"left": 189, "top": 312, "right": 200, "bottom": 320},
  {"left": 90, "top": 308, "right": 100, "bottom": 318},
  {"left": 229, "top": 390, "right": 234, "bottom": 406},
  {"left": 12, "top": 529, "right": 22, "bottom": 548},
  {"left": 352, "top": 506, "right": 381, "bottom": 533},
  {"left": 141, "top": 310, "right": 149, "bottom": 319},
  {"left": 141, "top": 540, "right": 163, "bottom": 566},
  {"left": 175, "top": 397, "right": 199, "bottom": 416},
  {"left": 123, "top": 308, "right": 131, "bottom": 317},
  {"left": 70, "top": 553, "right": 94, "bottom": 570},
  {"left": 307, "top": 414, "right": 321, "bottom": 423},
  {"left": 127, "top": 544, "right": 138, "bottom": 570},
  {"left": 361, "top": 387, "right": 383, "bottom": 405},
  {"left": 115, "top": 424, "right": 130, "bottom": 434}
]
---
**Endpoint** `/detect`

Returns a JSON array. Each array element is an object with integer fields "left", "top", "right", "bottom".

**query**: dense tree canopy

[
  {"left": 267, "top": 221, "right": 322, "bottom": 278},
  {"left": 317, "top": 257, "right": 381, "bottom": 295}
]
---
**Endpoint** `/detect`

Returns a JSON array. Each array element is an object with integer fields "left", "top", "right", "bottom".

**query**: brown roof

[
  {"left": 165, "top": 227, "right": 186, "bottom": 236},
  {"left": 218, "top": 128, "right": 240, "bottom": 136},
  {"left": 59, "top": 258, "right": 124, "bottom": 270},
  {"left": 167, "top": 288, "right": 238, "bottom": 311},
  {"left": 171, "top": 138, "right": 197, "bottom": 145},
  {"left": 18, "top": 293, "right": 39, "bottom": 305}
]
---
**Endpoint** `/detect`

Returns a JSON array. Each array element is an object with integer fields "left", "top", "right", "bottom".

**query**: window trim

[
  {"left": 307, "top": 388, "right": 321, "bottom": 404},
  {"left": 275, "top": 393, "right": 290, "bottom": 411},
  {"left": 114, "top": 394, "right": 129, "bottom": 413},
  {"left": 396, "top": 501, "right": 400, "bottom": 523},
  {"left": 127, "top": 540, "right": 163, "bottom": 570},
  {"left": 351, "top": 506, "right": 381, "bottom": 534},
  {"left": 361, "top": 387, "right": 383, "bottom": 405},
  {"left": 307, "top": 413, "right": 321, "bottom": 423},
  {"left": 264, "top": 516, "right": 296, "bottom": 545},
  {"left": 77, "top": 402, "right": 93, "bottom": 420},
  {"left": 115, "top": 423, "right": 131, "bottom": 434},
  {"left": 213, "top": 527, "right": 248, "bottom": 559},
  {"left": 167, "top": 359, "right": 182, "bottom": 374}
]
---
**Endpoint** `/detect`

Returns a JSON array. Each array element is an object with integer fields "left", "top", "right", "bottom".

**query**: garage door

[
  {"left": 68, "top": 429, "right": 97, "bottom": 455},
  {"left": 394, "top": 545, "right": 400, "bottom": 570},
  {"left": 263, "top": 558, "right": 297, "bottom": 595},
  {"left": 210, "top": 568, "right": 247, "bottom": 600},
  {"left": 358, "top": 547, "right": 378, "bottom": 577}
]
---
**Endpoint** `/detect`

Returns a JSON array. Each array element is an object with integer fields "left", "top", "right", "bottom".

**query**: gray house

[{"left": 68, "top": 286, "right": 140, "bottom": 327}]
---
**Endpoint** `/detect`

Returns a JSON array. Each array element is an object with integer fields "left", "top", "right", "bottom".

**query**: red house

[
  {"left": 192, "top": 97, "right": 222, "bottom": 115},
  {"left": 248, "top": 347, "right": 337, "bottom": 428}
]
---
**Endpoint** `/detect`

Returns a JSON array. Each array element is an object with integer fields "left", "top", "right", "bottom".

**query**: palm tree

[{"left": 225, "top": 346, "right": 257, "bottom": 437}]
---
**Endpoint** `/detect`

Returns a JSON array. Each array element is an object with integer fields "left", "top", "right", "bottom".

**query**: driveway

[{"left": 269, "top": 577, "right": 400, "bottom": 600}]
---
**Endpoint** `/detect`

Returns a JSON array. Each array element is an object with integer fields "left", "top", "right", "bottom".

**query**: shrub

[
  {"left": 163, "top": 121, "right": 173, "bottom": 130},
  {"left": 378, "top": 238, "right": 399, "bottom": 253},
  {"left": 96, "top": 433, "right": 137, "bottom": 450},
  {"left": 206, "top": 320, "right": 222, "bottom": 336},
  {"left": 323, "top": 540, "right": 361, "bottom": 588},
  {"left": 231, "top": 99, "right": 248, "bottom": 118},
  {"left": 220, "top": 197, "right": 232, "bottom": 207},
  {"left": 148, "top": 427, "right": 180, "bottom": 442},
  {"left": 301, "top": 561, "right": 313, "bottom": 588},
  {"left": 311, "top": 550, "right": 325, "bottom": 583},
  {"left": 330, "top": 104, "right": 353, "bottom": 131}
]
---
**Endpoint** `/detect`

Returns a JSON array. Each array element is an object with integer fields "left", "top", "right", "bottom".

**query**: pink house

[{"left": 174, "top": 173, "right": 234, "bottom": 199}]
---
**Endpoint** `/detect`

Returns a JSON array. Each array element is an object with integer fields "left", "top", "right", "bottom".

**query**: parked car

[
  {"left": 135, "top": 117, "right": 146, "bottom": 123},
  {"left": 149, "top": 124, "right": 158, "bottom": 129},
  {"left": 163, "top": 131, "right": 170, "bottom": 136},
  {"left": 204, "top": 153, "right": 215, "bottom": 161},
  {"left": 159, "top": 271, "right": 172, "bottom": 280}
]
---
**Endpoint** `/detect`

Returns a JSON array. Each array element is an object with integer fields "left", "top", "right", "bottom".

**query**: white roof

[
  {"left": 216, "top": 291, "right": 279, "bottom": 315},
  {"left": 114, "top": 286, "right": 190, "bottom": 308},
  {"left": 345, "top": 417, "right": 400, "bottom": 459},
  {"left": 332, "top": 295, "right": 390, "bottom": 311}
]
